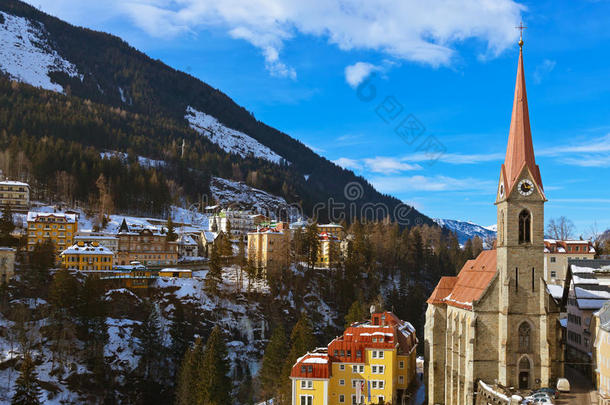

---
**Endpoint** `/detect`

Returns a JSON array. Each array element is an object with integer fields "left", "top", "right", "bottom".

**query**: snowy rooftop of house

[
  {"left": 568, "top": 259, "right": 610, "bottom": 310},
  {"left": 27, "top": 211, "right": 77, "bottom": 223},
  {"left": 177, "top": 234, "right": 198, "bottom": 245},
  {"left": 249, "top": 227, "right": 283, "bottom": 235},
  {"left": 61, "top": 243, "right": 114, "bottom": 256},
  {"left": 202, "top": 231, "right": 218, "bottom": 243},
  {"left": 0, "top": 180, "right": 29, "bottom": 187}
]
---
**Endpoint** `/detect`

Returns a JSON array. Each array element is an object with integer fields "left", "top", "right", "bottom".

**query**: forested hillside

[{"left": 0, "top": 0, "right": 433, "bottom": 225}]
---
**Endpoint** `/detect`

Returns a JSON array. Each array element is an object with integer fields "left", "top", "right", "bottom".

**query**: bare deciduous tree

[{"left": 546, "top": 216, "right": 575, "bottom": 240}]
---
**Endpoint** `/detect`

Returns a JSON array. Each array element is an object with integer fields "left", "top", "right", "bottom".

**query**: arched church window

[
  {"left": 519, "top": 210, "right": 531, "bottom": 244},
  {"left": 519, "top": 322, "right": 531, "bottom": 352}
]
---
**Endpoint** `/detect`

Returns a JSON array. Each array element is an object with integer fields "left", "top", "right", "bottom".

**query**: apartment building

[
  {"left": 0, "top": 180, "right": 29, "bottom": 213},
  {"left": 290, "top": 311, "right": 418, "bottom": 405},
  {"left": 26, "top": 212, "right": 78, "bottom": 253},
  {"left": 544, "top": 239, "right": 596, "bottom": 285}
]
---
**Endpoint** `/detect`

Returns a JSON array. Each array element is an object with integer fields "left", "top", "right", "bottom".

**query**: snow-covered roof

[
  {"left": 27, "top": 211, "right": 77, "bottom": 223},
  {"left": 202, "top": 231, "right": 218, "bottom": 243},
  {"left": 178, "top": 234, "right": 198, "bottom": 246},
  {"left": 546, "top": 284, "right": 564, "bottom": 300},
  {"left": 61, "top": 243, "right": 114, "bottom": 256},
  {"left": 0, "top": 180, "right": 29, "bottom": 187},
  {"left": 74, "top": 234, "right": 117, "bottom": 241}
]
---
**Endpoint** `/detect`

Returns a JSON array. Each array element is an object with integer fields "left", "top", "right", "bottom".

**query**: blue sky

[{"left": 27, "top": 0, "right": 610, "bottom": 236}]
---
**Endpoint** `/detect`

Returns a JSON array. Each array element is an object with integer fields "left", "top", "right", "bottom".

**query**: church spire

[{"left": 502, "top": 37, "right": 543, "bottom": 194}]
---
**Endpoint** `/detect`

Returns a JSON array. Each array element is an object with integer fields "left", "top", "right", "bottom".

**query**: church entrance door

[{"left": 519, "top": 371, "right": 529, "bottom": 389}]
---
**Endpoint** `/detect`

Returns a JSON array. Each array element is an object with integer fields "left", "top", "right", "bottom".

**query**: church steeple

[{"left": 501, "top": 43, "right": 543, "bottom": 196}]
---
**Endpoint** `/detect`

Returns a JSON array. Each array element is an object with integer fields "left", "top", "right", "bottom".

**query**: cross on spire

[{"left": 515, "top": 21, "right": 527, "bottom": 47}]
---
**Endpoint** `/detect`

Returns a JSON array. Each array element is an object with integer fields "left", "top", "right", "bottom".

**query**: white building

[
  {"left": 208, "top": 209, "right": 255, "bottom": 240},
  {"left": 544, "top": 239, "right": 596, "bottom": 285},
  {"left": 565, "top": 259, "right": 610, "bottom": 378},
  {"left": 177, "top": 234, "right": 199, "bottom": 258},
  {"left": 0, "top": 180, "right": 30, "bottom": 213}
]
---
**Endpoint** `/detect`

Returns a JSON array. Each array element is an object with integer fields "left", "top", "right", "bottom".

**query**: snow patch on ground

[
  {"left": 100, "top": 151, "right": 166, "bottom": 168},
  {"left": 185, "top": 106, "right": 285, "bottom": 164},
  {"left": 0, "top": 11, "right": 81, "bottom": 93}
]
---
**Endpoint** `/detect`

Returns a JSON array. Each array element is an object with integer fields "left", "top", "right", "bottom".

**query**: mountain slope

[
  {"left": 434, "top": 218, "right": 497, "bottom": 245},
  {"left": 0, "top": 0, "right": 433, "bottom": 226}
]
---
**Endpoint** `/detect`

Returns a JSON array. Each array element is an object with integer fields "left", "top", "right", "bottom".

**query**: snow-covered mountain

[
  {"left": 435, "top": 218, "right": 497, "bottom": 245},
  {"left": 0, "top": 11, "right": 81, "bottom": 92},
  {"left": 186, "top": 106, "right": 286, "bottom": 165}
]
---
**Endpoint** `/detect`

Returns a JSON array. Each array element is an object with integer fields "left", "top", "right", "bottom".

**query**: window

[
  {"left": 550, "top": 257, "right": 556, "bottom": 263},
  {"left": 339, "top": 395, "right": 345, "bottom": 403},
  {"left": 339, "top": 364, "right": 345, "bottom": 371},
  {"left": 551, "top": 270, "right": 557, "bottom": 278},
  {"left": 377, "top": 396, "right": 385, "bottom": 404},
  {"left": 519, "top": 322, "right": 531, "bottom": 352},
  {"left": 519, "top": 210, "right": 531, "bottom": 244},
  {"left": 356, "top": 350, "right": 362, "bottom": 358},
  {"left": 300, "top": 395, "right": 313, "bottom": 405},
  {"left": 371, "top": 365, "right": 384, "bottom": 374},
  {"left": 352, "top": 395, "right": 364, "bottom": 404},
  {"left": 300, "top": 380, "right": 313, "bottom": 389},
  {"left": 399, "top": 375, "right": 404, "bottom": 384},
  {"left": 399, "top": 360, "right": 404, "bottom": 369},
  {"left": 378, "top": 351, "right": 384, "bottom": 359},
  {"left": 339, "top": 379, "right": 345, "bottom": 386},
  {"left": 372, "top": 351, "right": 377, "bottom": 359}
]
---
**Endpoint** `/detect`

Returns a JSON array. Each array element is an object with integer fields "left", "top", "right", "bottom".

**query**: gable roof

[{"left": 427, "top": 250, "right": 497, "bottom": 310}]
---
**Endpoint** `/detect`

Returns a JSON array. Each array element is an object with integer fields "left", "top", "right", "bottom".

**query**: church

[{"left": 424, "top": 39, "right": 564, "bottom": 404}]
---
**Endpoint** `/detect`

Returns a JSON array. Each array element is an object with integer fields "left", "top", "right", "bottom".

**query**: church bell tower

[{"left": 494, "top": 33, "right": 552, "bottom": 390}]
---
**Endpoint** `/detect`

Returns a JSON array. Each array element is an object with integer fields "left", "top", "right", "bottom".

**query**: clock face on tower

[{"left": 518, "top": 179, "right": 534, "bottom": 196}]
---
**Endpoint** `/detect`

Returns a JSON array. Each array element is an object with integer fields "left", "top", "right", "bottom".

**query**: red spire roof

[{"left": 502, "top": 46, "right": 543, "bottom": 193}]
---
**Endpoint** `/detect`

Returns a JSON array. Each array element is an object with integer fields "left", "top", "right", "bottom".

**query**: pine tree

[
  {"left": 49, "top": 269, "right": 79, "bottom": 316},
  {"left": 175, "top": 338, "right": 204, "bottom": 405},
  {"left": 280, "top": 314, "right": 315, "bottom": 403},
  {"left": 136, "top": 303, "right": 164, "bottom": 380},
  {"left": 236, "top": 363, "right": 254, "bottom": 405},
  {"left": 11, "top": 354, "right": 41, "bottom": 405},
  {"left": 304, "top": 223, "right": 319, "bottom": 269},
  {"left": 166, "top": 215, "right": 177, "bottom": 242},
  {"left": 0, "top": 204, "right": 15, "bottom": 245},
  {"left": 205, "top": 244, "right": 223, "bottom": 296},
  {"left": 170, "top": 303, "right": 190, "bottom": 373},
  {"left": 197, "top": 325, "right": 231, "bottom": 405},
  {"left": 344, "top": 300, "right": 366, "bottom": 328},
  {"left": 260, "top": 325, "right": 287, "bottom": 400}
]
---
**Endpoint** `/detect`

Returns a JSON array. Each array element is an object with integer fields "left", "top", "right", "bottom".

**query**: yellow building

[
  {"left": 316, "top": 232, "right": 341, "bottom": 268},
  {"left": 317, "top": 223, "right": 344, "bottom": 239},
  {"left": 0, "top": 247, "right": 16, "bottom": 284},
  {"left": 247, "top": 228, "right": 289, "bottom": 270},
  {"left": 27, "top": 212, "right": 78, "bottom": 253},
  {"left": 594, "top": 302, "right": 610, "bottom": 404},
  {"left": 158, "top": 268, "right": 193, "bottom": 278},
  {"left": 290, "top": 311, "right": 418, "bottom": 404},
  {"left": 0, "top": 181, "right": 29, "bottom": 213},
  {"left": 60, "top": 241, "right": 114, "bottom": 271}
]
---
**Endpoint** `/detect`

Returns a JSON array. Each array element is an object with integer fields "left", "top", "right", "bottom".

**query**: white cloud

[
  {"left": 533, "top": 59, "right": 556, "bottom": 84},
  {"left": 333, "top": 157, "right": 362, "bottom": 171},
  {"left": 362, "top": 157, "right": 421, "bottom": 173},
  {"left": 402, "top": 151, "right": 504, "bottom": 164},
  {"left": 27, "top": 0, "right": 525, "bottom": 78},
  {"left": 369, "top": 175, "right": 494, "bottom": 193},
  {"left": 345, "top": 62, "right": 380, "bottom": 88}
]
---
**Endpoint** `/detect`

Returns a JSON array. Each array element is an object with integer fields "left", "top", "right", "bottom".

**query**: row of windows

[
  {"left": 66, "top": 265, "right": 112, "bottom": 270},
  {"left": 568, "top": 331, "right": 582, "bottom": 345},
  {"left": 371, "top": 350, "right": 385, "bottom": 358},
  {"left": 65, "top": 256, "right": 112, "bottom": 262},
  {"left": 30, "top": 232, "right": 72, "bottom": 237},
  {"left": 568, "top": 313, "right": 582, "bottom": 325}
]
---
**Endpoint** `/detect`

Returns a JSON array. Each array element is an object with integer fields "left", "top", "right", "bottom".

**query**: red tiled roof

[
  {"left": 291, "top": 312, "right": 418, "bottom": 378},
  {"left": 427, "top": 276, "right": 457, "bottom": 304},
  {"left": 428, "top": 250, "right": 497, "bottom": 310},
  {"left": 290, "top": 351, "right": 331, "bottom": 379}
]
